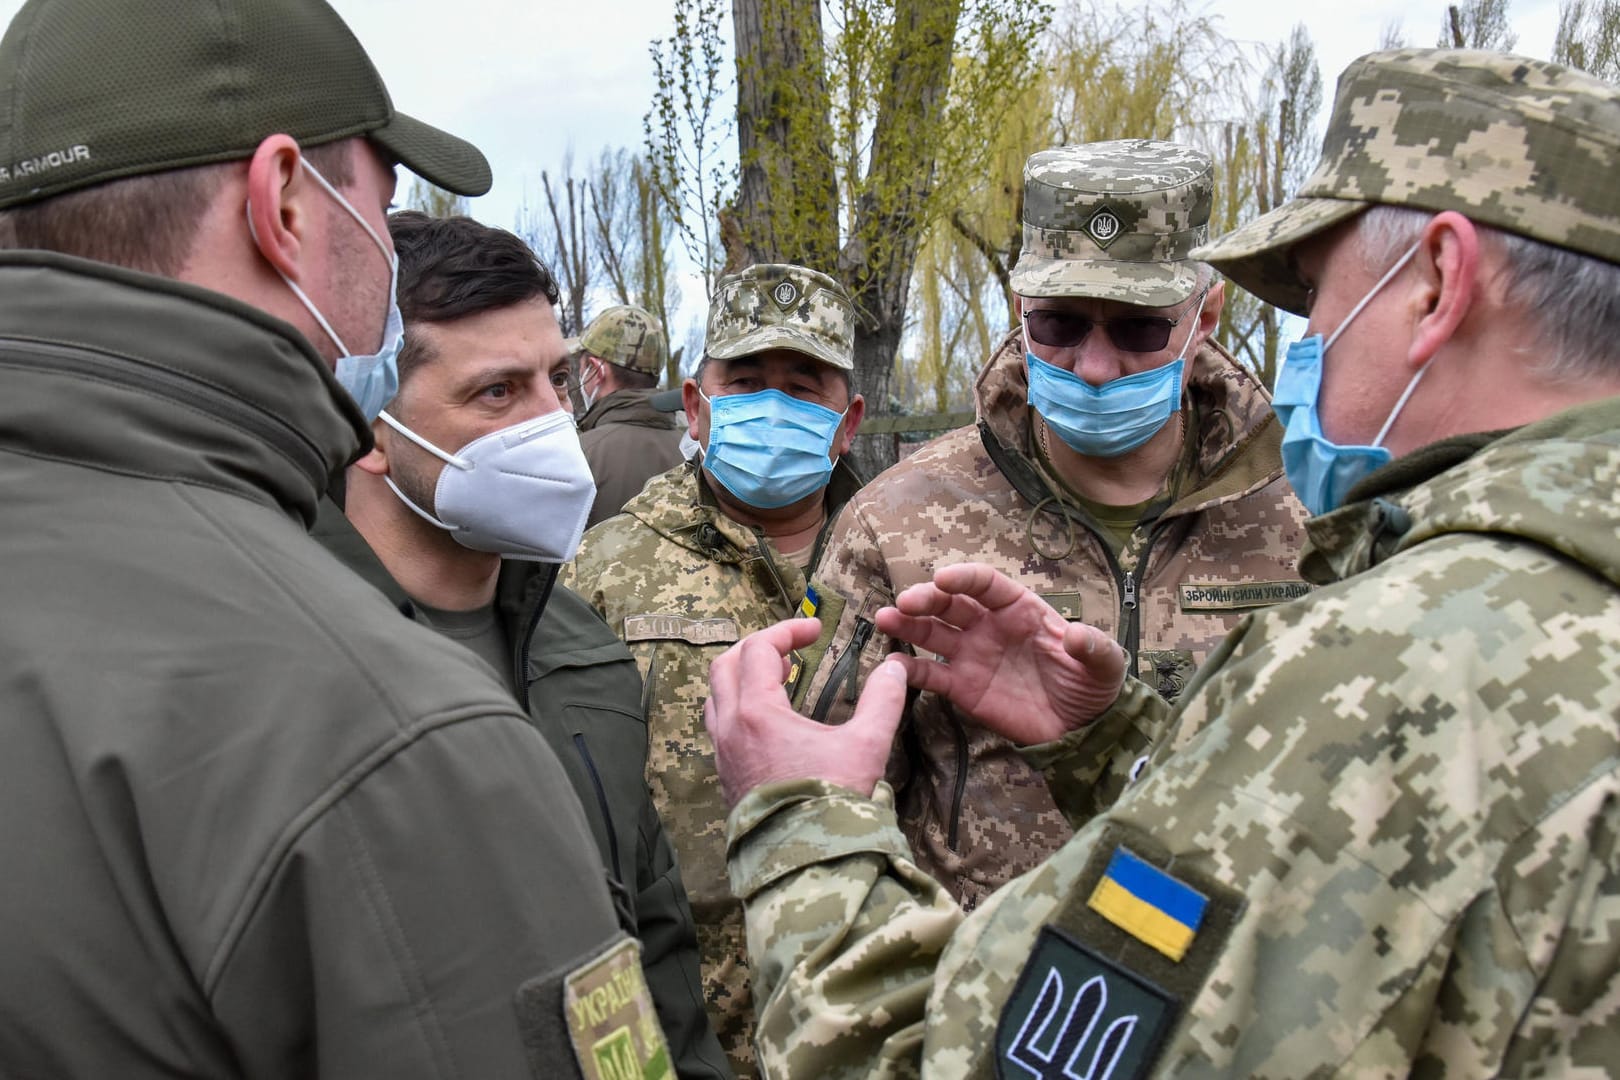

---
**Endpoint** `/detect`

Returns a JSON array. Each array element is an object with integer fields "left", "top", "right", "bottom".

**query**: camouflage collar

[{"left": 1299, "top": 396, "right": 1620, "bottom": 587}]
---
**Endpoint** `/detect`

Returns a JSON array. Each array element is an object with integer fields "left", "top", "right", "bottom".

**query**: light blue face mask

[
  {"left": 1275, "top": 240, "right": 1428, "bottom": 516},
  {"left": 247, "top": 158, "right": 402, "bottom": 422},
  {"left": 700, "top": 387, "right": 846, "bottom": 509},
  {"left": 1024, "top": 290, "right": 1205, "bottom": 458}
]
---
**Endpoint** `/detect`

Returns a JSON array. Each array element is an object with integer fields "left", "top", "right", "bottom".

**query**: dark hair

[
  {"left": 604, "top": 361, "right": 659, "bottom": 392},
  {"left": 388, "top": 210, "right": 561, "bottom": 385},
  {"left": 0, "top": 139, "right": 353, "bottom": 277}
]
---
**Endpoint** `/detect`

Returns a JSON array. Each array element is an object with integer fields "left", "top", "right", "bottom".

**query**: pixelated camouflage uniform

[
  {"left": 562, "top": 459, "right": 862, "bottom": 1078},
  {"left": 732, "top": 394, "right": 1620, "bottom": 1078},
  {"left": 796, "top": 330, "right": 1309, "bottom": 910}
]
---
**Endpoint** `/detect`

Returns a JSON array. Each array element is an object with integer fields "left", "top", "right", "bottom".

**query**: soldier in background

[
  {"left": 571, "top": 304, "right": 685, "bottom": 528},
  {"left": 563, "top": 264, "right": 865, "bottom": 1077},
  {"left": 709, "top": 48, "right": 1620, "bottom": 1076},
  {"left": 796, "top": 140, "right": 1309, "bottom": 911}
]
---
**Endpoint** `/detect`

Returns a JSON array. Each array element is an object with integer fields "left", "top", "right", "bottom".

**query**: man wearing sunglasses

[{"left": 793, "top": 140, "right": 1309, "bottom": 910}]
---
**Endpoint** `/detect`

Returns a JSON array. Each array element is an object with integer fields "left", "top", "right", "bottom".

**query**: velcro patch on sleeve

[
  {"left": 563, "top": 937, "right": 672, "bottom": 1080},
  {"left": 621, "top": 614, "right": 740, "bottom": 646},
  {"left": 1177, "top": 580, "right": 1311, "bottom": 611},
  {"left": 995, "top": 926, "right": 1176, "bottom": 1080},
  {"left": 1087, "top": 848, "right": 1207, "bottom": 962}
]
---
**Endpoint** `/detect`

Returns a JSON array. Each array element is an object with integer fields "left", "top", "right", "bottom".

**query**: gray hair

[{"left": 1356, "top": 204, "right": 1620, "bottom": 382}]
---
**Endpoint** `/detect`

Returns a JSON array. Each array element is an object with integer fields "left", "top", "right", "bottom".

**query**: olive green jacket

[
  {"left": 577, "top": 388, "right": 685, "bottom": 529},
  {"left": 0, "top": 252, "right": 637, "bottom": 1078},
  {"left": 314, "top": 505, "right": 731, "bottom": 1080}
]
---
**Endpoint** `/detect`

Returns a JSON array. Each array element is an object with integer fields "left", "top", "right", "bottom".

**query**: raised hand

[
  {"left": 706, "top": 618, "right": 910, "bottom": 809},
  {"left": 875, "top": 563, "right": 1127, "bottom": 745}
]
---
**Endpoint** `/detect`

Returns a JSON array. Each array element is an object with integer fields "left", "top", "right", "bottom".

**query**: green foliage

[
  {"left": 1437, "top": 0, "right": 1519, "bottom": 50},
  {"left": 402, "top": 176, "right": 468, "bottom": 219},
  {"left": 1555, "top": 0, "right": 1620, "bottom": 80},
  {"left": 644, "top": 0, "right": 734, "bottom": 301}
]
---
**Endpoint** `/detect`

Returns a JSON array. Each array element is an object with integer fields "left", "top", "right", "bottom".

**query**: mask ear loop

[{"left": 1321, "top": 239, "right": 1425, "bottom": 449}]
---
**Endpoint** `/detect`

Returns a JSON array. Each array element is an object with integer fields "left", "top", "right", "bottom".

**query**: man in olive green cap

[
  {"left": 564, "top": 262, "right": 865, "bottom": 1077},
  {"left": 568, "top": 304, "right": 686, "bottom": 527},
  {"left": 0, "top": 0, "right": 650, "bottom": 1076},
  {"left": 794, "top": 138, "right": 1308, "bottom": 913},
  {"left": 704, "top": 49, "right": 1620, "bottom": 1077}
]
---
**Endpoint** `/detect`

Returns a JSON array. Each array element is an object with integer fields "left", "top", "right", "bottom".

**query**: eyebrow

[{"left": 449, "top": 363, "right": 535, "bottom": 396}]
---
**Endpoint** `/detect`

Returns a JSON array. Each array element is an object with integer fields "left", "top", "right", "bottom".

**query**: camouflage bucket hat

[
  {"left": 1009, "top": 140, "right": 1212, "bottom": 308},
  {"left": 0, "top": 0, "right": 490, "bottom": 211},
  {"left": 572, "top": 305, "right": 668, "bottom": 376},
  {"left": 1195, "top": 49, "right": 1620, "bottom": 316},
  {"left": 705, "top": 264, "right": 856, "bottom": 371}
]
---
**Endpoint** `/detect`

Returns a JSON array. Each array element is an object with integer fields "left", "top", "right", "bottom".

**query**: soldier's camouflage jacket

[
  {"left": 562, "top": 458, "right": 862, "bottom": 1078},
  {"left": 730, "top": 395, "right": 1620, "bottom": 1078},
  {"left": 796, "top": 329, "right": 1309, "bottom": 909}
]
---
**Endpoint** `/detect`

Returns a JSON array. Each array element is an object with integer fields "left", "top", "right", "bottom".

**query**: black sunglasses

[{"left": 1023, "top": 290, "right": 1206, "bottom": 354}]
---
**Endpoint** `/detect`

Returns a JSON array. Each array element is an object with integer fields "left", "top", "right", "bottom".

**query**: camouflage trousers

[{"left": 696, "top": 909, "right": 755, "bottom": 1078}]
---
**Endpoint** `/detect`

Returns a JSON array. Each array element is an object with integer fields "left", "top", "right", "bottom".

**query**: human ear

[
  {"left": 244, "top": 134, "right": 311, "bottom": 283},
  {"left": 1407, "top": 211, "right": 1480, "bottom": 368}
]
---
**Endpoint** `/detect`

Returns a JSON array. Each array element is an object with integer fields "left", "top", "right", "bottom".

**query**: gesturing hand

[
  {"left": 705, "top": 618, "right": 910, "bottom": 810},
  {"left": 875, "top": 563, "right": 1127, "bottom": 745}
]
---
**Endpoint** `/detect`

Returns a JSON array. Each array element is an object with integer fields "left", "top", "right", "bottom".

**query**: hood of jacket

[
  {"left": 577, "top": 387, "right": 683, "bottom": 433},
  {"left": 0, "top": 251, "right": 367, "bottom": 528},
  {"left": 1299, "top": 395, "right": 1620, "bottom": 590},
  {"left": 974, "top": 326, "right": 1285, "bottom": 519}
]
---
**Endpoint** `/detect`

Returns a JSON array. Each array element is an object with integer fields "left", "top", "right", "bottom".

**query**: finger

[
  {"left": 887, "top": 651, "right": 961, "bottom": 700},
  {"left": 846, "top": 658, "right": 908, "bottom": 758},
  {"left": 735, "top": 631, "right": 808, "bottom": 712},
  {"left": 932, "top": 562, "right": 1032, "bottom": 612},
  {"left": 1063, "top": 622, "right": 1128, "bottom": 685},
  {"left": 892, "top": 583, "right": 988, "bottom": 630},
  {"left": 874, "top": 606, "right": 962, "bottom": 659}
]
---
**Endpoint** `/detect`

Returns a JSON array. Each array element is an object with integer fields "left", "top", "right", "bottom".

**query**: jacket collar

[
  {"left": 1299, "top": 396, "right": 1620, "bottom": 587},
  {"left": 0, "top": 252, "right": 366, "bottom": 528},
  {"left": 576, "top": 387, "right": 683, "bottom": 432}
]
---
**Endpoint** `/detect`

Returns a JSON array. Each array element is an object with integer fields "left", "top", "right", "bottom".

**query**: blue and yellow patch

[
  {"left": 1086, "top": 847, "right": 1207, "bottom": 963},
  {"left": 799, "top": 584, "right": 820, "bottom": 619}
]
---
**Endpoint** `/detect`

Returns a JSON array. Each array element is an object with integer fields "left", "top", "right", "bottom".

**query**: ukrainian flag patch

[
  {"left": 1086, "top": 847, "right": 1207, "bottom": 962},
  {"left": 799, "top": 584, "right": 820, "bottom": 618}
]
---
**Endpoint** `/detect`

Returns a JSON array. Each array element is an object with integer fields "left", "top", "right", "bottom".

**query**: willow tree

[
  {"left": 1556, "top": 0, "right": 1620, "bottom": 80},
  {"left": 652, "top": 0, "right": 1047, "bottom": 474}
]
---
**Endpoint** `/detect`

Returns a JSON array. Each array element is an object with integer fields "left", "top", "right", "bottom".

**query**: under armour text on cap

[
  {"left": 705, "top": 264, "right": 856, "bottom": 371},
  {"left": 577, "top": 306, "right": 669, "bottom": 376},
  {"left": 0, "top": 0, "right": 491, "bottom": 211},
  {"left": 1194, "top": 49, "right": 1620, "bottom": 316},
  {"left": 1009, "top": 139, "right": 1213, "bottom": 308}
]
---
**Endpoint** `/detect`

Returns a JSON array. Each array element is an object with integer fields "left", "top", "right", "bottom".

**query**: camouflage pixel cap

[
  {"left": 1009, "top": 140, "right": 1213, "bottom": 308},
  {"left": 569, "top": 305, "right": 669, "bottom": 376},
  {"left": 0, "top": 0, "right": 491, "bottom": 211},
  {"left": 1195, "top": 49, "right": 1620, "bottom": 316},
  {"left": 705, "top": 264, "right": 856, "bottom": 371}
]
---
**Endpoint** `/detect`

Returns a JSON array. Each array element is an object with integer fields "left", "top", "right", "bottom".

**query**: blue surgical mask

[
  {"left": 1025, "top": 290, "right": 1205, "bottom": 458},
  {"left": 247, "top": 158, "right": 402, "bottom": 422},
  {"left": 700, "top": 387, "right": 846, "bottom": 509},
  {"left": 1275, "top": 240, "right": 1428, "bottom": 516}
]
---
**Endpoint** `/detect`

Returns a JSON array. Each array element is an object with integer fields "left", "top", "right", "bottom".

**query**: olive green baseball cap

[
  {"left": 1195, "top": 49, "right": 1620, "bottom": 316},
  {"left": 0, "top": 0, "right": 491, "bottom": 212},
  {"left": 705, "top": 263, "right": 856, "bottom": 371},
  {"left": 1010, "top": 140, "right": 1213, "bottom": 308},
  {"left": 567, "top": 305, "right": 669, "bottom": 376}
]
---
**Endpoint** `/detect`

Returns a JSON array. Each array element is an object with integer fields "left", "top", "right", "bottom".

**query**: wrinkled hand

[
  {"left": 875, "top": 563, "right": 1127, "bottom": 745},
  {"left": 706, "top": 618, "right": 910, "bottom": 810}
]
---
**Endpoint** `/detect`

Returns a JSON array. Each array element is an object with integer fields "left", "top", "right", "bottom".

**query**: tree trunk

[
  {"left": 731, "top": 0, "right": 839, "bottom": 271},
  {"left": 840, "top": 0, "right": 965, "bottom": 477}
]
